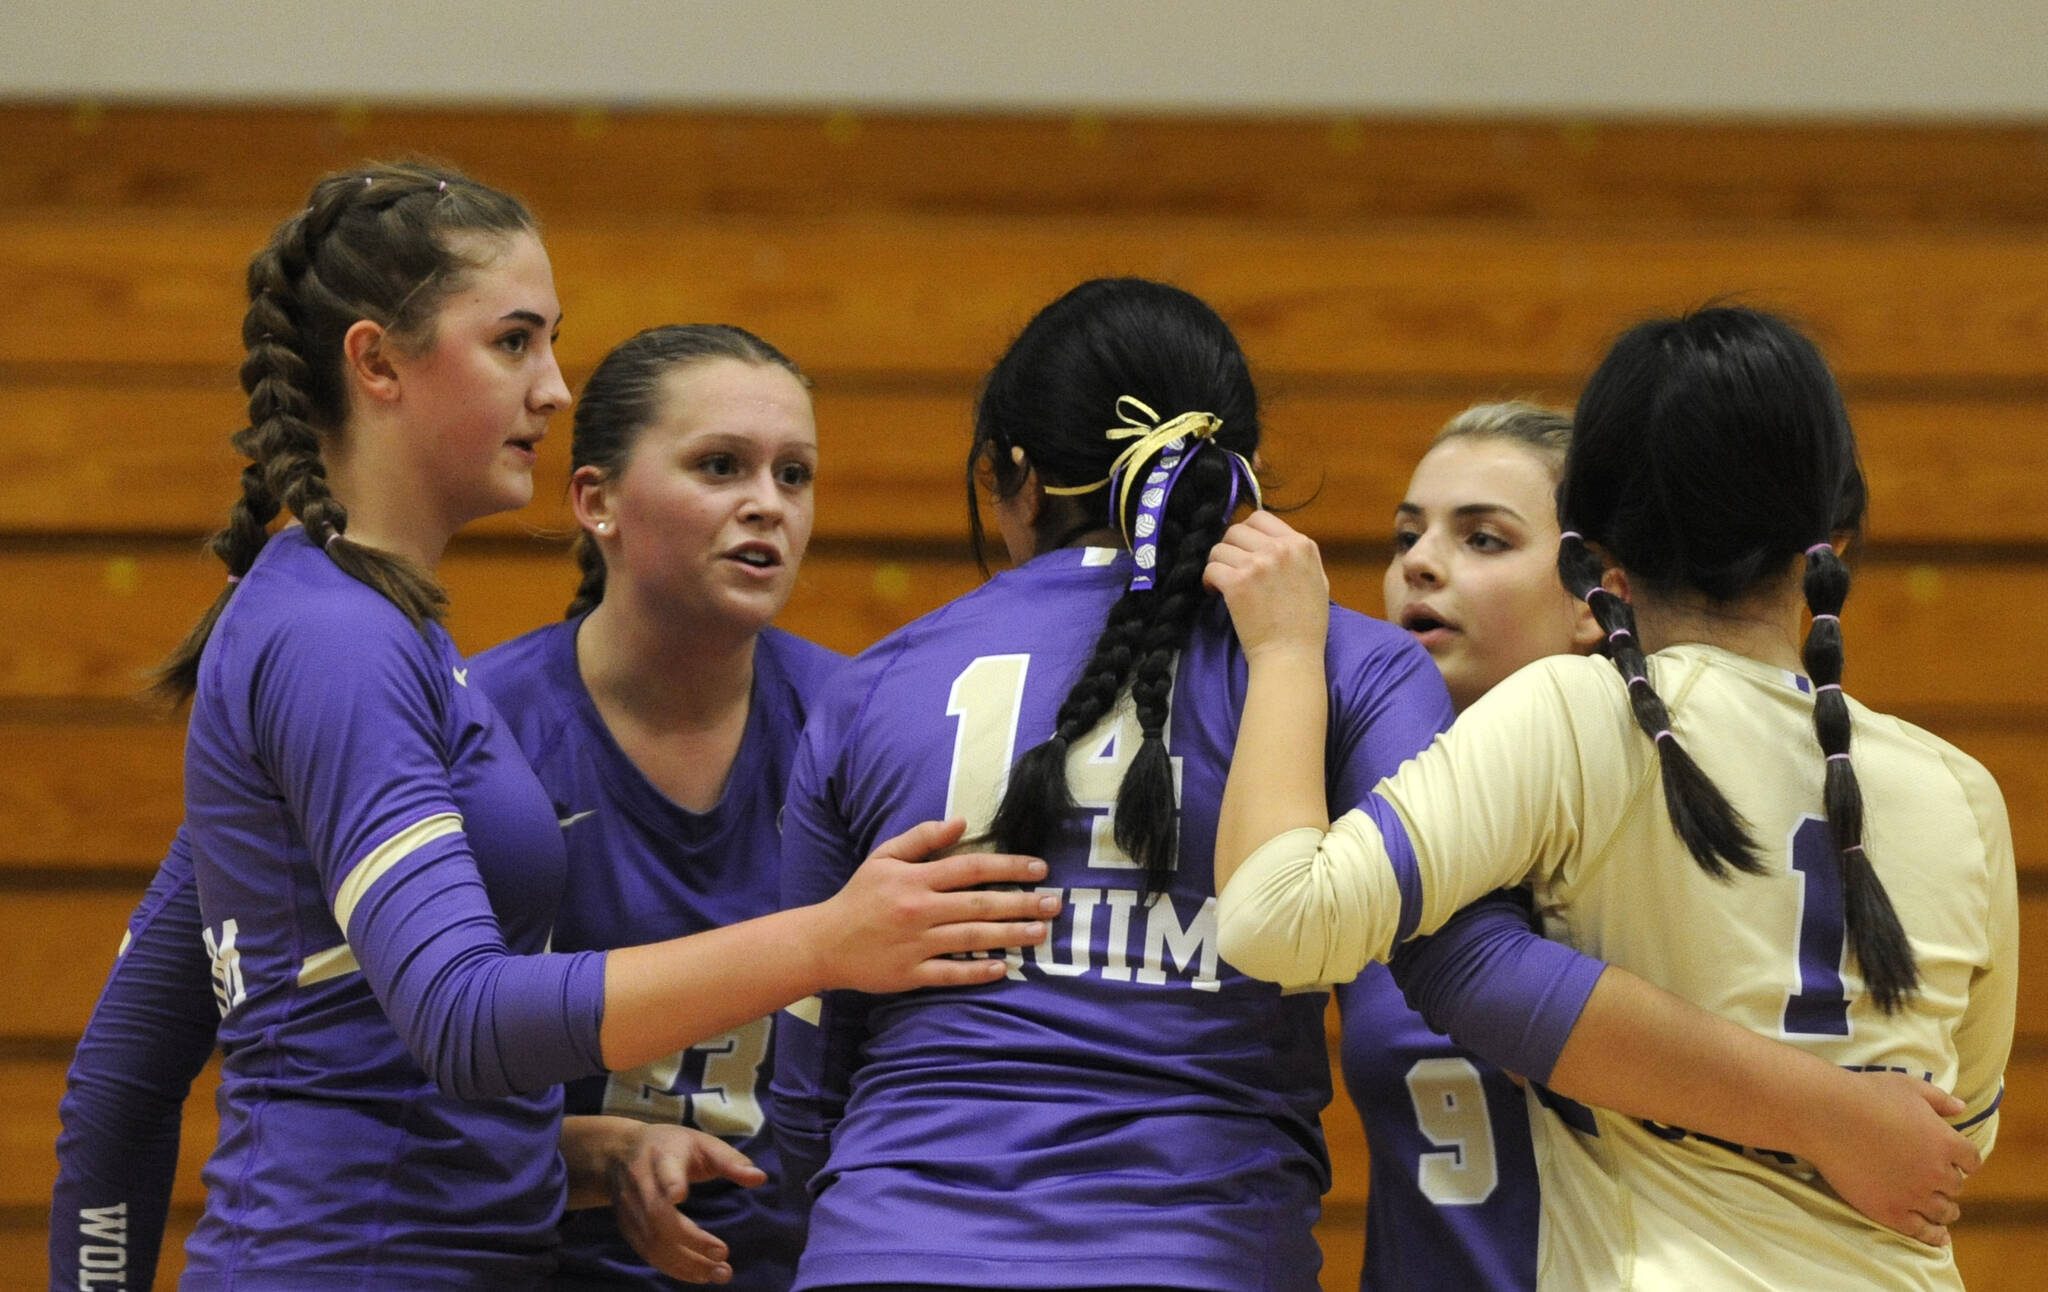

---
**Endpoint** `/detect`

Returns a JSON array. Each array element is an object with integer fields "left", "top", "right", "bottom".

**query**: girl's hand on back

[
  {"left": 815, "top": 818, "right": 1055, "bottom": 993},
  {"left": 1804, "top": 1071, "right": 1978, "bottom": 1247},
  {"left": 1205, "top": 511, "right": 1330, "bottom": 664}
]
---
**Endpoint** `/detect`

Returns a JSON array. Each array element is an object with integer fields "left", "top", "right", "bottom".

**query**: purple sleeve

[
  {"left": 768, "top": 695, "right": 872, "bottom": 1197},
  {"left": 1388, "top": 888, "right": 1604, "bottom": 1084},
  {"left": 252, "top": 613, "right": 605, "bottom": 1100},
  {"left": 51, "top": 830, "right": 219, "bottom": 1292},
  {"left": 344, "top": 836, "right": 608, "bottom": 1099}
]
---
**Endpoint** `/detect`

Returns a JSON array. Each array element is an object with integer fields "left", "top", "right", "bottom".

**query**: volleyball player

[
  {"left": 769, "top": 279, "right": 1607, "bottom": 1292},
  {"left": 1339, "top": 401, "right": 1600, "bottom": 1289},
  {"left": 54, "top": 323, "right": 841, "bottom": 1290},
  {"left": 56, "top": 161, "right": 1051, "bottom": 1291},
  {"left": 465, "top": 323, "right": 838, "bottom": 1290},
  {"left": 1212, "top": 307, "right": 2011, "bottom": 1289}
]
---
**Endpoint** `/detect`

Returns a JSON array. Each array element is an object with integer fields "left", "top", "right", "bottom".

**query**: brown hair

[
  {"left": 564, "top": 324, "right": 809, "bottom": 619},
  {"left": 156, "top": 161, "right": 538, "bottom": 702}
]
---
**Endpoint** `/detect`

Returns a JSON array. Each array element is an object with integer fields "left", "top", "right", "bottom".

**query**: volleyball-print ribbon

[{"left": 1044, "top": 395, "right": 1262, "bottom": 590}]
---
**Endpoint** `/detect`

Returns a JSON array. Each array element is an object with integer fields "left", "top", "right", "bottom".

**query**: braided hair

[
  {"left": 972, "top": 278, "right": 1260, "bottom": 903},
  {"left": 563, "top": 324, "right": 810, "bottom": 619},
  {"left": 156, "top": 161, "right": 536, "bottom": 701},
  {"left": 1560, "top": 306, "right": 1916, "bottom": 1011}
]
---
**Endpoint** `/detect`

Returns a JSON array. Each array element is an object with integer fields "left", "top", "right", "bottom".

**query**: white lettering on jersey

[
  {"left": 1137, "top": 894, "right": 1220, "bottom": 992},
  {"left": 557, "top": 810, "right": 597, "bottom": 829},
  {"left": 78, "top": 1202, "right": 128, "bottom": 1288},
  {"left": 601, "top": 1016, "right": 775, "bottom": 1137},
  {"left": 1098, "top": 889, "right": 1139, "bottom": 982},
  {"left": 452, "top": 666, "right": 469, "bottom": 687},
  {"left": 202, "top": 920, "right": 246, "bottom": 1017},
  {"left": 1406, "top": 1057, "right": 1500, "bottom": 1205}
]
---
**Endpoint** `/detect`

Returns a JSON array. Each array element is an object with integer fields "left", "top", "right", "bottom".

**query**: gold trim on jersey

[
  {"left": 332, "top": 812, "right": 463, "bottom": 936},
  {"left": 297, "top": 943, "right": 362, "bottom": 986}
]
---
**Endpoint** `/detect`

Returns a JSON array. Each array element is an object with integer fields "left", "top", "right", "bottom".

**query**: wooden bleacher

[{"left": 4, "top": 105, "right": 2042, "bottom": 1290}]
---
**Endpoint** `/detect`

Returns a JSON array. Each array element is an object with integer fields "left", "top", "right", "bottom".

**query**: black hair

[
  {"left": 970, "top": 278, "right": 1259, "bottom": 903},
  {"left": 564, "top": 324, "right": 809, "bottom": 618},
  {"left": 156, "top": 160, "right": 537, "bottom": 701},
  {"left": 1559, "top": 305, "right": 1915, "bottom": 1011}
]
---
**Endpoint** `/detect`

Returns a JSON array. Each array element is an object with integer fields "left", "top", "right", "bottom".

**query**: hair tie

[
  {"left": 1815, "top": 683, "right": 1842, "bottom": 695},
  {"left": 226, "top": 574, "right": 242, "bottom": 585},
  {"left": 1560, "top": 530, "right": 1582, "bottom": 542},
  {"left": 1607, "top": 626, "right": 1632, "bottom": 643},
  {"left": 1826, "top": 752, "right": 1852, "bottom": 763},
  {"left": 1842, "top": 843, "right": 1866, "bottom": 855},
  {"left": 1810, "top": 613, "right": 1840, "bottom": 625},
  {"left": 1043, "top": 395, "right": 1260, "bottom": 591},
  {"left": 1651, "top": 729, "right": 1674, "bottom": 743},
  {"left": 324, "top": 530, "right": 344, "bottom": 552},
  {"left": 1806, "top": 542, "right": 1834, "bottom": 558},
  {"left": 1583, "top": 585, "right": 1612, "bottom": 606}
]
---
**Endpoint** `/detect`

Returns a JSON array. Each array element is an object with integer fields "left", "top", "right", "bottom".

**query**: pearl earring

[{"left": 595, "top": 521, "right": 611, "bottom": 534}]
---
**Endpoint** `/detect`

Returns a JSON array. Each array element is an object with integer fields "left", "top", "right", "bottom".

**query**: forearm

[
  {"left": 1548, "top": 968, "right": 1857, "bottom": 1159},
  {"left": 1214, "top": 646, "right": 1330, "bottom": 891},
  {"left": 602, "top": 905, "right": 831, "bottom": 1072}
]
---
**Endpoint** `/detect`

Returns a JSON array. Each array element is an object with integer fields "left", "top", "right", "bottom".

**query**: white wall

[{"left": 6, "top": 0, "right": 2047, "bottom": 117}]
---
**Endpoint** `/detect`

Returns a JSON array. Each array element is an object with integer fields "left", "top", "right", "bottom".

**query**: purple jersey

[
  {"left": 471, "top": 619, "right": 844, "bottom": 1292},
  {"left": 179, "top": 528, "right": 607, "bottom": 1290},
  {"left": 1338, "top": 967, "right": 1542, "bottom": 1290},
  {"left": 771, "top": 546, "right": 1453, "bottom": 1292}
]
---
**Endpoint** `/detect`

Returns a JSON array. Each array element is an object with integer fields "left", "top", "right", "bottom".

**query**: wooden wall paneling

[
  {"left": 7, "top": 108, "right": 2048, "bottom": 226},
  {"left": 6, "top": 382, "right": 2047, "bottom": 548},
  {"left": 11, "top": 214, "right": 2048, "bottom": 382}
]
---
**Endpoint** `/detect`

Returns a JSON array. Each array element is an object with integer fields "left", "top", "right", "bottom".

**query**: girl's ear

[
  {"left": 570, "top": 464, "right": 615, "bottom": 538},
  {"left": 1009, "top": 446, "right": 1046, "bottom": 530},
  {"left": 341, "top": 319, "right": 400, "bottom": 406}
]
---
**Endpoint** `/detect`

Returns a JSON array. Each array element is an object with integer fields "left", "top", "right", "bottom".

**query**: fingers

[
  {"left": 613, "top": 1162, "right": 732, "bottom": 1284},
  {"left": 870, "top": 816, "right": 967, "bottom": 864},
  {"left": 918, "top": 850, "right": 1049, "bottom": 891},
  {"left": 1913, "top": 1081, "right": 1968, "bottom": 1119},
  {"left": 912, "top": 953, "right": 1023, "bottom": 988},
  {"left": 693, "top": 1136, "right": 769, "bottom": 1189},
  {"left": 929, "top": 917, "right": 1052, "bottom": 957},
  {"left": 633, "top": 1208, "right": 733, "bottom": 1284},
  {"left": 654, "top": 1149, "right": 690, "bottom": 1203}
]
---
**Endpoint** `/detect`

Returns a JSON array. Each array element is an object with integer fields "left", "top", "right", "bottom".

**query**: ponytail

[
  {"left": 1557, "top": 533, "right": 1762, "bottom": 880},
  {"left": 1802, "top": 542, "right": 1917, "bottom": 1011},
  {"left": 990, "top": 453, "right": 1237, "bottom": 903}
]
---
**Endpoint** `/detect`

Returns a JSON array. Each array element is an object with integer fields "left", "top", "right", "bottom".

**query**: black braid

[
  {"left": 1558, "top": 534, "right": 1762, "bottom": 878},
  {"left": 1115, "top": 459, "right": 1232, "bottom": 902},
  {"left": 1802, "top": 544, "right": 1917, "bottom": 1011},
  {"left": 988, "top": 594, "right": 1147, "bottom": 857}
]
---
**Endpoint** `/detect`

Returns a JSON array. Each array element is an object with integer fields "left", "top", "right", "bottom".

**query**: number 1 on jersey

[{"left": 1783, "top": 815, "right": 1851, "bottom": 1036}]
